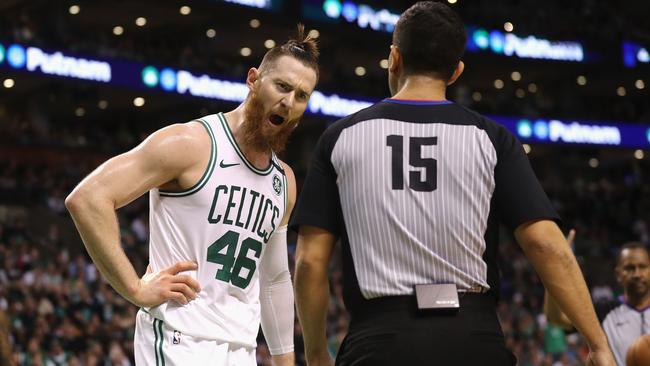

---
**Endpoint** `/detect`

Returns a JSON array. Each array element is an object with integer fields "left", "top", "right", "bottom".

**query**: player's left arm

[{"left": 259, "top": 161, "right": 296, "bottom": 366}]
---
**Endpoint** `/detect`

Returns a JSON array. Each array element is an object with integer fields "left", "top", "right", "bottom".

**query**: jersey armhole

[{"left": 159, "top": 119, "right": 217, "bottom": 197}]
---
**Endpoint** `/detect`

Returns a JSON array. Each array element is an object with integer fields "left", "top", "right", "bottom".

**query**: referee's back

[{"left": 293, "top": 98, "right": 558, "bottom": 314}]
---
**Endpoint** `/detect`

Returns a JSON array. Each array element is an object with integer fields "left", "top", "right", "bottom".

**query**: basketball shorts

[
  {"left": 134, "top": 309, "right": 256, "bottom": 366},
  {"left": 336, "top": 293, "right": 517, "bottom": 366}
]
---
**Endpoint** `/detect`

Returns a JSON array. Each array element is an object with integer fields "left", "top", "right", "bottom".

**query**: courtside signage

[
  {"left": 306, "top": 0, "right": 399, "bottom": 32},
  {"left": 140, "top": 65, "right": 371, "bottom": 117},
  {"left": 467, "top": 28, "right": 584, "bottom": 62},
  {"left": 2, "top": 42, "right": 648, "bottom": 139},
  {"left": 499, "top": 117, "right": 649, "bottom": 148},
  {"left": 4, "top": 43, "right": 111, "bottom": 82},
  {"left": 222, "top": 0, "right": 273, "bottom": 9}
]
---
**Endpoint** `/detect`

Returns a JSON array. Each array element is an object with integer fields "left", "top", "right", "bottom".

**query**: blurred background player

[
  {"left": 65, "top": 26, "right": 318, "bottom": 365},
  {"left": 546, "top": 234, "right": 650, "bottom": 366},
  {"left": 291, "top": 2, "right": 614, "bottom": 365}
]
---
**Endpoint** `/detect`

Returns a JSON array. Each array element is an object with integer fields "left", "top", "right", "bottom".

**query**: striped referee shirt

[
  {"left": 291, "top": 99, "right": 559, "bottom": 314},
  {"left": 597, "top": 297, "right": 650, "bottom": 366}
]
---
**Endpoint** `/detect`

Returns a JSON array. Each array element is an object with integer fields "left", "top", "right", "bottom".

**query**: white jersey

[{"left": 146, "top": 112, "right": 287, "bottom": 348}]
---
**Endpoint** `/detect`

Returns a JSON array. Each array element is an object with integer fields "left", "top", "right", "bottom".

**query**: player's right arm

[
  {"left": 515, "top": 220, "right": 615, "bottom": 366},
  {"left": 65, "top": 122, "right": 203, "bottom": 308}
]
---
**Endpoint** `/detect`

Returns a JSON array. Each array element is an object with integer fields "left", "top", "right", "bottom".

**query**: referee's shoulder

[{"left": 318, "top": 102, "right": 379, "bottom": 145}]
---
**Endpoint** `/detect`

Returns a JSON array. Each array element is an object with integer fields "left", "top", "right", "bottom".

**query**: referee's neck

[{"left": 391, "top": 76, "right": 448, "bottom": 101}]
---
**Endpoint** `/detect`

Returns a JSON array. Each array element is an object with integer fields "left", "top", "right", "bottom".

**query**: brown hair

[{"left": 259, "top": 23, "right": 319, "bottom": 79}]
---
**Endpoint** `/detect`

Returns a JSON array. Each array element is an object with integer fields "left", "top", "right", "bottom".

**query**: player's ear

[
  {"left": 246, "top": 68, "right": 259, "bottom": 89},
  {"left": 447, "top": 61, "right": 464, "bottom": 86}
]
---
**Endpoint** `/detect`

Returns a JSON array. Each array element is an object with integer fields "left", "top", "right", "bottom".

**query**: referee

[
  {"left": 546, "top": 240, "right": 650, "bottom": 365},
  {"left": 291, "top": 2, "right": 615, "bottom": 366}
]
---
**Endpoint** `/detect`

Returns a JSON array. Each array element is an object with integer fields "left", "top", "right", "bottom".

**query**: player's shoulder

[
  {"left": 275, "top": 159, "right": 296, "bottom": 200},
  {"left": 142, "top": 120, "right": 212, "bottom": 165},
  {"left": 155, "top": 119, "right": 210, "bottom": 141},
  {"left": 276, "top": 159, "right": 295, "bottom": 181}
]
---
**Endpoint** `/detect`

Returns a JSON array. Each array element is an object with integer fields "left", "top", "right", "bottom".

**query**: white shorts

[{"left": 134, "top": 309, "right": 256, "bottom": 366}]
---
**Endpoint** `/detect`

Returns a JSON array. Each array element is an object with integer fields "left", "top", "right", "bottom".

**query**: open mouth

[{"left": 269, "top": 114, "right": 285, "bottom": 126}]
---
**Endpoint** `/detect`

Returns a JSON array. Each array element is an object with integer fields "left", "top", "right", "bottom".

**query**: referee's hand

[{"left": 132, "top": 261, "right": 202, "bottom": 307}]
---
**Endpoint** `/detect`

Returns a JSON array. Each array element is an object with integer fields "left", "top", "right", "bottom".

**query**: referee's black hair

[
  {"left": 259, "top": 23, "right": 319, "bottom": 79},
  {"left": 393, "top": 1, "right": 466, "bottom": 81},
  {"left": 616, "top": 242, "right": 649, "bottom": 265}
]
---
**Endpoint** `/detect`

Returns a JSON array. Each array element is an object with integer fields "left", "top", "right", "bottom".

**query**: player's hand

[
  {"left": 131, "top": 261, "right": 201, "bottom": 307},
  {"left": 585, "top": 348, "right": 616, "bottom": 366},
  {"left": 306, "top": 350, "right": 333, "bottom": 366}
]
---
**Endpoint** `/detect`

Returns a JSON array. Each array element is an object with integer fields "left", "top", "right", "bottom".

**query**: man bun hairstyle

[
  {"left": 259, "top": 23, "right": 320, "bottom": 79},
  {"left": 393, "top": 1, "right": 466, "bottom": 81}
]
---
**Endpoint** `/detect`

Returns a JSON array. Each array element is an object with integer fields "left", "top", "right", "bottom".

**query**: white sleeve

[{"left": 259, "top": 225, "right": 294, "bottom": 355}]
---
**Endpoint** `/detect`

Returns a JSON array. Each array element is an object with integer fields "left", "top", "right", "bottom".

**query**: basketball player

[
  {"left": 546, "top": 236, "right": 650, "bottom": 365},
  {"left": 291, "top": 2, "right": 614, "bottom": 365},
  {"left": 65, "top": 26, "right": 319, "bottom": 366}
]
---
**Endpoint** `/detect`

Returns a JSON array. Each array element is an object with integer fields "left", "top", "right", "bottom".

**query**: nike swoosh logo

[{"left": 219, "top": 160, "right": 240, "bottom": 168}]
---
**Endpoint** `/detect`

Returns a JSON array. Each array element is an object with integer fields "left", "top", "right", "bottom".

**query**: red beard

[{"left": 240, "top": 92, "right": 300, "bottom": 153}]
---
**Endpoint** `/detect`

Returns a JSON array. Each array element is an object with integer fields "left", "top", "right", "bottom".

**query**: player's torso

[{"left": 147, "top": 113, "right": 287, "bottom": 344}]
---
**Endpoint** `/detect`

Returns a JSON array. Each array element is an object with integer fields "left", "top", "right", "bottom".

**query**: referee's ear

[{"left": 446, "top": 61, "right": 464, "bottom": 86}]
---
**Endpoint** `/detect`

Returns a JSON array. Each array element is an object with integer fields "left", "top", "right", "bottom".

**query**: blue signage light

[
  {"left": 341, "top": 2, "right": 358, "bottom": 22},
  {"left": 159, "top": 68, "right": 177, "bottom": 91},
  {"left": 622, "top": 41, "right": 650, "bottom": 68},
  {"left": 517, "top": 119, "right": 532, "bottom": 138},
  {"left": 0, "top": 43, "right": 4, "bottom": 65},
  {"left": 7, "top": 44, "right": 26, "bottom": 68},
  {"left": 142, "top": 66, "right": 159, "bottom": 87},
  {"left": 323, "top": 0, "right": 342, "bottom": 18},
  {"left": 533, "top": 120, "right": 549, "bottom": 140},
  {"left": 489, "top": 31, "right": 505, "bottom": 54}
]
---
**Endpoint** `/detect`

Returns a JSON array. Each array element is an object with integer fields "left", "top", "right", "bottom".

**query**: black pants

[{"left": 336, "top": 293, "right": 517, "bottom": 366}]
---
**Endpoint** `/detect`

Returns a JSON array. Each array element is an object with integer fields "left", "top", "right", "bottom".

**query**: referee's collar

[{"left": 383, "top": 98, "right": 452, "bottom": 105}]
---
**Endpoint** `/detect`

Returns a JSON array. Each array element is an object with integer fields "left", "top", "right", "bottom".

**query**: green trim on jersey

[
  {"left": 157, "top": 319, "right": 165, "bottom": 366},
  {"left": 159, "top": 119, "right": 217, "bottom": 197},
  {"left": 270, "top": 153, "right": 288, "bottom": 211},
  {"left": 153, "top": 319, "right": 161, "bottom": 365},
  {"left": 217, "top": 112, "right": 274, "bottom": 176},
  {"left": 282, "top": 170, "right": 288, "bottom": 211}
]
